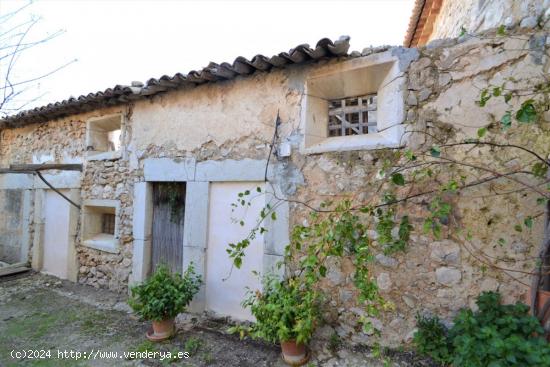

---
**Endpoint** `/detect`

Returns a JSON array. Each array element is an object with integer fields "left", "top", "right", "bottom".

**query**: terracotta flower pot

[
  {"left": 280, "top": 340, "right": 309, "bottom": 366},
  {"left": 526, "top": 288, "right": 550, "bottom": 341},
  {"left": 146, "top": 318, "right": 175, "bottom": 342}
]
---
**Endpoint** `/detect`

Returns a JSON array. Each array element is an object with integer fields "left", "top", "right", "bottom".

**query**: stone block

[
  {"left": 143, "top": 157, "right": 196, "bottom": 181},
  {"left": 430, "top": 240, "right": 461, "bottom": 265},
  {"left": 195, "top": 159, "right": 266, "bottom": 182},
  {"left": 436, "top": 267, "right": 462, "bottom": 286}
]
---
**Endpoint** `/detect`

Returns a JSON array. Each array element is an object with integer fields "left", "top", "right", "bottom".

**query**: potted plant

[
  {"left": 232, "top": 275, "right": 319, "bottom": 366},
  {"left": 129, "top": 263, "right": 202, "bottom": 341},
  {"left": 527, "top": 286, "right": 550, "bottom": 341}
]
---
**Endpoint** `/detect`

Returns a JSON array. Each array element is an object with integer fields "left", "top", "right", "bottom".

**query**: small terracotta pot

[
  {"left": 280, "top": 340, "right": 309, "bottom": 366},
  {"left": 527, "top": 288, "right": 550, "bottom": 341},
  {"left": 147, "top": 318, "right": 175, "bottom": 341}
]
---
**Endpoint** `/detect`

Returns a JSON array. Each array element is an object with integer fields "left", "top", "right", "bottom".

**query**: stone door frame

[
  {"left": 131, "top": 158, "right": 289, "bottom": 312},
  {"left": 0, "top": 172, "right": 80, "bottom": 281}
]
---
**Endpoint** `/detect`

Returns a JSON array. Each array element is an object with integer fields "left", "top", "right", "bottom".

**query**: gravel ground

[{"left": 0, "top": 272, "right": 434, "bottom": 367}]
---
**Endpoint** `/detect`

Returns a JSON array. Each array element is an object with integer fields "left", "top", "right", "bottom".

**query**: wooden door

[{"left": 151, "top": 182, "right": 185, "bottom": 274}]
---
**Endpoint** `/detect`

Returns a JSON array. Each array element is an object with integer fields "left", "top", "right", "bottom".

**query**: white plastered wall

[{"left": 31, "top": 171, "right": 81, "bottom": 282}]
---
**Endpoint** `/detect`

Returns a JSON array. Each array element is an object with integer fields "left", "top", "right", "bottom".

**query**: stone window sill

[
  {"left": 86, "top": 151, "right": 121, "bottom": 161},
  {"left": 302, "top": 131, "right": 402, "bottom": 155},
  {"left": 83, "top": 234, "right": 119, "bottom": 253}
]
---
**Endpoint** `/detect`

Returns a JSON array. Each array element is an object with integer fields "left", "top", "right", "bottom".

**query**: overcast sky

[{"left": 2, "top": 0, "right": 415, "bottom": 112}]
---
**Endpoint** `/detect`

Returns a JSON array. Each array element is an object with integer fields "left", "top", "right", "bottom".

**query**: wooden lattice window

[
  {"left": 102, "top": 213, "right": 116, "bottom": 235},
  {"left": 328, "top": 94, "right": 377, "bottom": 137}
]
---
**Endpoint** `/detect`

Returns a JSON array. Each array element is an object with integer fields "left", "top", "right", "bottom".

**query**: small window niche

[
  {"left": 86, "top": 114, "right": 122, "bottom": 160},
  {"left": 302, "top": 51, "right": 406, "bottom": 154},
  {"left": 82, "top": 199, "right": 120, "bottom": 253}
]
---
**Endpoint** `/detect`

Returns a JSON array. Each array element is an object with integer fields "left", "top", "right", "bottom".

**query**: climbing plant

[{"left": 227, "top": 24, "right": 550, "bottom": 341}]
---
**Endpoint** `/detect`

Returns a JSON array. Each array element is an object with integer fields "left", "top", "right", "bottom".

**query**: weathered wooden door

[{"left": 151, "top": 182, "right": 185, "bottom": 274}]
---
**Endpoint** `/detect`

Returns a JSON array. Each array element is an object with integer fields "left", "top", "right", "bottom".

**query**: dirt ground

[{"left": 0, "top": 272, "right": 432, "bottom": 367}]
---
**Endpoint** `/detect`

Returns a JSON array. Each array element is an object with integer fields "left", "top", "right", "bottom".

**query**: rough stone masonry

[{"left": 0, "top": 10, "right": 549, "bottom": 348}]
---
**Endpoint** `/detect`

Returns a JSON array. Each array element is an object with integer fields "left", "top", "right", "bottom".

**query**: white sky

[{"left": 2, "top": 0, "right": 415, "bottom": 111}]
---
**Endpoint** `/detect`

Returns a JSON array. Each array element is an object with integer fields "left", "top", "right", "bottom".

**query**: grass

[
  {"left": 328, "top": 332, "right": 341, "bottom": 352},
  {"left": 201, "top": 350, "right": 214, "bottom": 365},
  {"left": 0, "top": 288, "right": 140, "bottom": 366},
  {"left": 134, "top": 340, "right": 157, "bottom": 353},
  {"left": 1, "top": 275, "right": 288, "bottom": 366},
  {"left": 183, "top": 336, "right": 204, "bottom": 355}
]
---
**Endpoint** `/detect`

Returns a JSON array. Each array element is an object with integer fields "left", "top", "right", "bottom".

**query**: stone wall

[
  {"left": 302, "top": 26, "right": 548, "bottom": 346},
  {"left": 0, "top": 22, "right": 548, "bottom": 347},
  {"left": 428, "top": 0, "right": 548, "bottom": 41},
  {"left": 0, "top": 117, "right": 86, "bottom": 166}
]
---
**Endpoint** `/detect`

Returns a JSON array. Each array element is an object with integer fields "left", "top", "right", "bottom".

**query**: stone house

[{"left": 0, "top": 0, "right": 548, "bottom": 345}]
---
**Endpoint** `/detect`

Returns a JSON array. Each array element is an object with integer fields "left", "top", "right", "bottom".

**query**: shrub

[
  {"left": 128, "top": 264, "right": 202, "bottom": 321},
  {"left": 414, "top": 291, "right": 550, "bottom": 366},
  {"left": 232, "top": 275, "right": 319, "bottom": 345},
  {"left": 413, "top": 315, "right": 452, "bottom": 365}
]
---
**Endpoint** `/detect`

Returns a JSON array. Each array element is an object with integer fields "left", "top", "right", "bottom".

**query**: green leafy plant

[
  {"left": 226, "top": 28, "right": 550, "bottom": 353},
  {"left": 328, "top": 332, "right": 341, "bottom": 352},
  {"left": 184, "top": 336, "right": 204, "bottom": 355},
  {"left": 413, "top": 315, "right": 452, "bottom": 365},
  {"left": 128, "top": 264, "right": 202, "bottom": 321},
  {"left": 230, "top": 275, "right": 319, "bottom": 345},
  {"left": 414, "top": 292, "right": 550, "bottom": 366}
]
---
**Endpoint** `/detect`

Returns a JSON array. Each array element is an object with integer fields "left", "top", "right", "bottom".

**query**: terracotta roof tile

[{"left": 1, "top": 36, "right": 351, "bottom": 128}]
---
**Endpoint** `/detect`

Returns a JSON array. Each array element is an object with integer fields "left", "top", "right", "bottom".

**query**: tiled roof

[
  {"left": 0, "top": 36, "right": 351, "bottom": 128},
  {"left": 404, "top": 0, "right": 443, "bottom": 47}
]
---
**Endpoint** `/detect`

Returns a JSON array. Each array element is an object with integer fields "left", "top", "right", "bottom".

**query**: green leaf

[
  {"left": 423, "top": 218, "right": 433, "bottom": 233},
  {"left": 391, "top": 173, "right": 405, "bottom": 186},
  {"left": 532, "top": 162, "right": 548, "bottom": 178},
  {"left": 477, "top": 127, "right": 487, "bottom": 138},
  {"left": 504, "top": 93, "right": 512, "bottom": 103},
  {"left": 524, "top": 216, "right": 533, "bottom": 229},
  {"left": 516, "top": 100, "right": 537, "bottom": 123},
  {"left": 500, "top": 111, "right": 512, "bottom": 129},
  {"left": 514, "top": 224, "right": 523, "bottom": 232},
  {"left": 430, "top": 146, "right": 441, "bottom": 157},
  {"left": 319, "top": 265, "right": 327, "bottom": 277},
  {"left": 234, "top": 257, "right": 242, "bottom": 269},
  {"left": 459, "top": 26, "right": 467, "bottom": 37},
  {"left": 497, "top": 238, "right": 506, "bottom": 246},
  {"left": 492, "top": 87, "right": 501, "bottom": 97},
  {"left": 271, "top": 211, "right": 277, "bottom": 221},
  {"left": 433, "top": 223, "right": 442, "bottom": 239},
  {"left": 497, "top": 24, "right": 506, "bottom": 36},
  {"left": 405, "top": 149, "right": 417, "bottom": 161},
  {"left": 478, "top": 89, "right": 491, "bottom": 107},
  {"left": 537, "top": 197, "right": 548, "bottom": 205}
]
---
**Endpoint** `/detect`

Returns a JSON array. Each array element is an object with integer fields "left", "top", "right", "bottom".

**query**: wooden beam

[
  {"left": 10, "top": 163, "right": 82, "bottom": 171},
  {"left": 0, "top": 163, "right": 83, "bottom": 174},
  {"left": 0, "top": 264, "right": 30, "bottom": 277}
]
